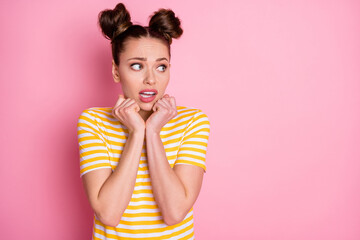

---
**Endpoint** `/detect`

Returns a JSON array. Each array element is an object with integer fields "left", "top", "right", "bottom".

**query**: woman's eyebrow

[{"left": 127, "top": 57, "right": 169, "bottom": 62}]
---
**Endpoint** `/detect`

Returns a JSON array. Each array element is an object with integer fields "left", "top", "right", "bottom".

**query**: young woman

[{"left": 77, "top": 3, "right": 210, "bottom": 239}]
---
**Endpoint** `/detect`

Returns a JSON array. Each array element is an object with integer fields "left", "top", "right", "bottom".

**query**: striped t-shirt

[{"left": 77, "top": 106, "right": 210, "bottom": 239}]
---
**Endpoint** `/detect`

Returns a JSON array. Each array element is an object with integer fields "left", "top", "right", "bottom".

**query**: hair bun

[
  {"left": 98, "top": 3, "right": 133, "bottom": 41},
  {"left": 149, "top": 9, "right": 183, "bottom": 44}
]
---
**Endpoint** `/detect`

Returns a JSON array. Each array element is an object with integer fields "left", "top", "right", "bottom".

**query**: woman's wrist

[
  {"left": 129, "top": 128, "right": 145, "bottom": 137},
  {"left": 145, "top": 127, "right": 160, "bottom": 136}
]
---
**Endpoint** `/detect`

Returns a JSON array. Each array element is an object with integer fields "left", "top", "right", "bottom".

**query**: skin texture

[{"left": 81, "top": 37, "right": 204, "bottom": 227}]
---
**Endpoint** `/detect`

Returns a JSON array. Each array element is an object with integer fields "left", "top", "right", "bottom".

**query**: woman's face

[{"left": 112, "top": 37, "right": 170, "bottom": 113}]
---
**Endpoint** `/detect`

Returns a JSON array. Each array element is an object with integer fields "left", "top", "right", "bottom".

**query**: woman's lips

[{"left": 139, "top": 89, "right": 158, "bottom": 103}]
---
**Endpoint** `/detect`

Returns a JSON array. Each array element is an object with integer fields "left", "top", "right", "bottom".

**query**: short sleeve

[
  {"left": 77, "top": 109, "right": 112, "bottom": 178},
  {"left": 175, "top": 110, "right": 210, "bottom": 172}
]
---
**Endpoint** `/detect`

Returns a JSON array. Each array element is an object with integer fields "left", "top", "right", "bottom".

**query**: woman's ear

[{"left": 112, "top": 60, "right": 121, "bottom": 83}]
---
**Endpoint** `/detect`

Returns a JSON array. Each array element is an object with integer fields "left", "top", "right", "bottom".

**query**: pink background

[{"left": 1, "top": 0, "right": 359, "bottom": 239}]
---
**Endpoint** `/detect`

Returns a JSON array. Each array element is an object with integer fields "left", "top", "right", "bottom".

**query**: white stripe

[
  {"left": 160, "top": 132, "right": 183, "bottom": 142},
  {"left": 107, "top": 135, "right": 127, "bottom": 143},
  {"left": 139, "top": 163, "right": 148, "bottom": 168},
  {"left": 134, "top": 185, "right": 152, "bottom": 190},
  {"left": 171, "top": 225, "right": 194, "bottom": 240},
  {"left": 78, "top": 132, "right": 94, "bottom": 138},
  {"left": 162, "top": 141, "right": 180, "bottom": 149},
  {"left": 176, "top": 109, "right": 198, "bottom": 118},
  {"left": 184, "top": 124, "right": 210, "bottom": 137},
  {"left": 135, "top": 178, "right": 150, "bottom": 183},
  {"left": 128, "top": 201, "right": 156, "bottom": 206},
  {"left": 78, "top": 125, "right": 108, "bottom": 143},
  {"left": 106, "top": 127, "right": 129, "bottom": 136},
  {"left": 109, "top": 160, "right": 119, "bottom": 165},
  {"left": 178, "top": 150, "right": 206, "bottom": 158},
  {"left": 182, "top": 136, "right": 209, "bottom": 143},
  {"left": 124, "top": 208, "right": 159, "bottom": 214},
  {"left": 161, "top": 115, "right": 193, "bottom": 132},
  {"left": 163, "top": 150, "right": 179, "bottom": 156},
  {"left": 93, "top": 231, "right": 112, "bottom": 240},
  {"left": 81, "top": 166, "right": 112, "bottom": 177},
  {"left": 137, "top": 170, "right": 149, "bottom": 175},
  {"left": 78, "top": 139, "right": 105, "bottom": 145},
  {"left": 132, "top": 193, "right": 153, "bottom": 198},
  {"left": 175, "top": 157, "right": 205, "bottom": 165}
]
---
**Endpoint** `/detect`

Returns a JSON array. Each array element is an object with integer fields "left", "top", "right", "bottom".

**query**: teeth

[
  {"left": 142, "top": 92, "right": 156, "bottom": 95},
  {"left": 140, "top": 94, "right": 154, "bottom": 98}
]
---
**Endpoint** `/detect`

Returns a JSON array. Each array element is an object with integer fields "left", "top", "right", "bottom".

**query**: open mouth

[
  {"left": 139, "top": 91, "right": 157, "bottom": 98},
  {"left": 139, "top": 89, "right": 158, "bottom": 102}
]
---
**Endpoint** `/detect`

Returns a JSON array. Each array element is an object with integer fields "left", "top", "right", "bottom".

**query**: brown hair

[{"left": 98, "top": 3, "right": 183, "bottom": 65}]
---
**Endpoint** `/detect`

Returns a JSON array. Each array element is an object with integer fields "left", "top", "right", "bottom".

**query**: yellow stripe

[
  {"left": 130, "top": 197, "right": 155, "bottom": 202},
  {"left": 78, "top": 135, "right": 101, "bottom": 142},
  {"left": 132, "top": 189, "right": 152, "bottom": 194},
  {"left": 163, "top": 145, "right": 180, "bottom": 152},
  {"left": 126, "top": 204, "right": 158, "bottom": 210},
  {"left": 175, "top": 160, "right": 205, "bottom": 170},
  {"left": 136, "top": 174, "right": 150, "bottom": 179},
  {"left": 162, "top": 137, "right": 182, "bottom": 145},
  {"left": 79, "top": 141, "right": 107, "bottom": 149},
  {"left": 122, "top": 211, "right": 161, "bottom": 218},
  {"left": 80, "top": 156, "right": 110, "bottom": 166},
  {"left": 134, "top": 182, "right": 151, "bottom": 187},
  {"left": 182, "top": 131, "right": 209, "bottom": 142}
]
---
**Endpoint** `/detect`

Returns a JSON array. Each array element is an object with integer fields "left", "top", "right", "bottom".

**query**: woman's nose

[{"left": 144, "top": 68, "right": 156, "bottom": 85}]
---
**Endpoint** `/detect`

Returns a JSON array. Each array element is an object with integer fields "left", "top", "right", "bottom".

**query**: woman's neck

[{"left": 139, "top": 109, "right": 153, "bottom": 122}]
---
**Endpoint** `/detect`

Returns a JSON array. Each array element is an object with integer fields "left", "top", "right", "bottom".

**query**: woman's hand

[
  {"left": 146, "top": 94, "right": 177, "bottom": 134},
  {"left": 112, "top": 94, "right": 145, "bottom": 134}
]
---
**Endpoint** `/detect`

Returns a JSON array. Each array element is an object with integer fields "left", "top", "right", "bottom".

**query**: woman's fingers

[
  {"left": 114, "top": 94, "right": 125, "bottom": 108},
  {"left": 157, "top": 99, "right": 170, "bottom": 109},
  {"left": 118, "top": 98, "right": 131, "bottom": 107},
  {"left": 122, "top": 99, "right": 135, "bottom": 108},
  {"left": 168, "top": 96, "right": 176, "bottom": 108},
  {"left": 127, "top": 101, "right": 140, "bottom": 112},
  {"left": 152, "top": 102, "right": 161, "bottom": 112},
  {"left": 162, "top": 94, "right": 176, "bottom": 109},
  {"left": 159, "top": 98, "right": 172, "bottom": 108}
]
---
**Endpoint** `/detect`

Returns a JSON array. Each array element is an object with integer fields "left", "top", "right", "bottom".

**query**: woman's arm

[
  {"left": 144, "top": 94, "right": 208, "bottom": 225},
  {"left": 82, "top": 130, "right": 145, "bottom": 227},
  {"left": 81, "top": 95, "right": 146, "bottom": 227},
  {"left": 145, "top": 128, "right": 204, "bottom": 226}
]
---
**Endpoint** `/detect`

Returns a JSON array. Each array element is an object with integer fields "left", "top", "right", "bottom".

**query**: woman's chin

[{"left": 139, "top": 102, "right": 154, "bottom": 111}]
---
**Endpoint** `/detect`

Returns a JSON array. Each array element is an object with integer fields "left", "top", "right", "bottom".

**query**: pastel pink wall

[{"left": 1, "top": 0, "right": 359, "bottom": 239}]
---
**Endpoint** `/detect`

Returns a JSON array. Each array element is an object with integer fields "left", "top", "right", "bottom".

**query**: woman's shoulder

[
  {"left": 176, "top": 106, "right": 208, "bottom": 117},
  {"left": 78, "top": 107, "right": 115, "bottom": 123},
  {"left": 175, "top": 106, "right": 210, "bottom": 125}
]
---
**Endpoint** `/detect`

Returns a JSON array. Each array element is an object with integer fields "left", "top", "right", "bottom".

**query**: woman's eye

[
  {"left": 157, "top": 65, "right": 167, "bottom": 72},
  {"left": 130, "top": 63, "right": 142, "bottom": 70}
]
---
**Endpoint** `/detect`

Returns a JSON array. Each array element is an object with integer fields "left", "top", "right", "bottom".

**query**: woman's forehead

[{"left": 121, "top": 37, "right": 169, "bottom": 60}]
